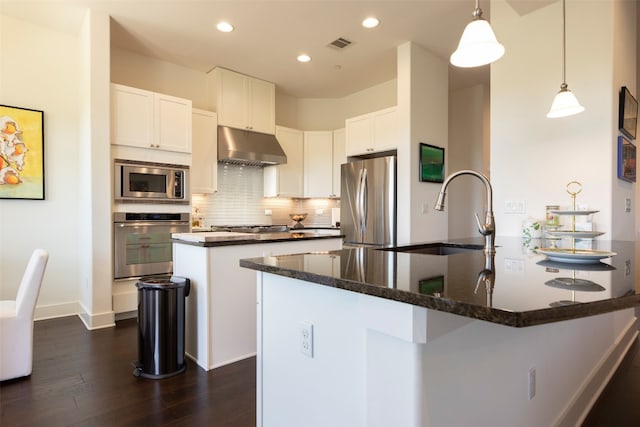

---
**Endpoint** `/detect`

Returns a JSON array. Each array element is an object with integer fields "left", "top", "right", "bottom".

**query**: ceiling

[{"left": 1, "top": 0, "right": 555, "bottom": 99}]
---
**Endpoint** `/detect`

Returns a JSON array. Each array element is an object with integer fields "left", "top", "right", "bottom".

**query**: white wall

[
  {"left": 397, "top": 42, "right": 449, "bottom": 245},
  {"left": 448, "top": 84, "right": 488, "bottom": 238},
  {"left": 611, "top": 0, "right": 638, "bottom": 241},
  {"left": 111, "top": 47, "right": 209, "bottom": 109},
  {"left": 276, "top": 79, "right": 397, "bottom": 130},
  {"left": 0, "top": 14, "right": 82, "bottom": 318},
  {"left": 78, "top": 9, "right": 114, "bottom": 329},
  {"left": 491, "top": 0, "right": 622, "bottom": 237}
]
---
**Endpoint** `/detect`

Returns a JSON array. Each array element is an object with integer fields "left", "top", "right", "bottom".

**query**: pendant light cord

[
  {"left": 473, "top": 0, "right": 482, "bottom": 19},
  {"left": 562, "top": 0, "right": 567, "bottom": 87}
]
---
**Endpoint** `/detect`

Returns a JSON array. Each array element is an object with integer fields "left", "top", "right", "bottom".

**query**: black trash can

[{"left": 134, "top": 275, "right": 190, "bottom": 379}]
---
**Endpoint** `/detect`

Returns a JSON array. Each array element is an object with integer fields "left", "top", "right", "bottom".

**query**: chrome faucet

[{"left": 434, "top": 169, "right": 496, "bottom": 255}]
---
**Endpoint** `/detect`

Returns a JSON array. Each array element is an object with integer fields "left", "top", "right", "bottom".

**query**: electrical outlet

[
  {"left": 264, "top": 209, "right": 272, "bottom": 216},
  {"left": 300, "top": 321, "right": 313, "bottom": 358},
  {"left": 625, "top": 260, "right": 631, "bottom": 277},
  {"left": 316, "top": 209, "right": 324, "bottom": 215},
  {"left": 422, "top": 202, "right": 428, "bottom": 214},
  {"left": 504, "top": 258, "right": 525, "bottom": 272},
  {"left": 625, "top": 198, "right": 631, "bottom": 213},
  {"left": 504, "top": 200, "right": 526, "bottom": 214},
  {"left": 528, "top": 367, "right": 536, "bottom": 400}
]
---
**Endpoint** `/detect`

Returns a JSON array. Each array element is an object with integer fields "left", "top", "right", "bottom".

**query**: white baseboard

[
  {"left": 78, "top": 301, "right": 115, "bottom": 330},
  {"left": 33, "top": 301, "right": 115, "bottom": 330},
  {"left": 555, "top": 315, "right": 639, "bottom": 426},
  {"left": 185, "top": 351, "right": 256, "bottom": 372},
  {"left": 211, "top": 352, "right": 257, "bottom": 370},
  {"left": 34, "top": 301, "right": 81, "bottom": 321}
]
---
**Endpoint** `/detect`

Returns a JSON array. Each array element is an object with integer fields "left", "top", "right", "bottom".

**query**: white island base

[
  {"left": 173, "top": 237, "right": 341, "bottom": 371},
  {"left": 256, "top": 272, "right": 638, "bottom": 427}
]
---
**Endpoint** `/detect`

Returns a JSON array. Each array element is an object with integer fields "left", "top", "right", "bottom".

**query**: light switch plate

[{"left": 504, "top": 200, "right": 526, "bottom": 214}]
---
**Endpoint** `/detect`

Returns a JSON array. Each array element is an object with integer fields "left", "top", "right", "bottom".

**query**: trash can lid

[{"left": 136, "top": 275, "right": 189, "bottom": 290}]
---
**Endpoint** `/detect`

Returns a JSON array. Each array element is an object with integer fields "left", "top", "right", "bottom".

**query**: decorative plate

[
  {"left": 536, "top": 259, "right": 616, "bottom": 272},
  {"left": 535, "top": 248, "right": 616, "bottom": 264},
  {"left": 544, "top": 277, "right": 606, "bottom": 292},
  {"left": 548, "top": 210, "right": 599, "bottom": 215},
  {"left": 544, "top": 230, "right": 605, "bottom": 239}
]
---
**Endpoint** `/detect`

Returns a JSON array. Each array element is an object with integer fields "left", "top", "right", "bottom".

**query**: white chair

[{"left": 0, "top": 249, "right": 49, "bottom": 381}]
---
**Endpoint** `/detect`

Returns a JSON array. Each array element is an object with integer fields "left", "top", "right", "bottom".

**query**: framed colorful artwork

[
  {"left": 617, "top": 135, "right": 636, "bottom": 183},
  {"left": 619, "top": 86, "right": 638, "bottom": 140},
  {"left": 0, "top": 105, "right": 45, "bottom": 200}
]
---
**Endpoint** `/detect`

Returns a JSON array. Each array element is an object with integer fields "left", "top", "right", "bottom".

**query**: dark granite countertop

[
  {"left": 239, "top": 237, "right": 640, "bottom": 327},
  {"left": 172, "top": 230, "right": 344, "bottom": 247}
]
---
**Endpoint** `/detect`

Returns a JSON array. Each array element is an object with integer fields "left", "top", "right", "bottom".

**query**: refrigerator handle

[
  {"left": 361, "top": 168, "right": 368, "bottom": 230},
  {"left": 356, "top": 168, "right": 363, "bottom": 236}
]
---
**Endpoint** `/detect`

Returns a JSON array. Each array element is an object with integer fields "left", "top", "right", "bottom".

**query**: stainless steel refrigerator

[{"left": 341, "top": 154, "right": 396, "bottom": 246}]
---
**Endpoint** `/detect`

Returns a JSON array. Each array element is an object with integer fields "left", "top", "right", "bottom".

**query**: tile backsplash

[{"left": 193, "top": 163, "right": 339, "bottom": 228}]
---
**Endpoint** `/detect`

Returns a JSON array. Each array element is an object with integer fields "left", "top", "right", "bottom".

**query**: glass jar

[{"left": 546, "top": 205, "right": 560, "bottom": 226}]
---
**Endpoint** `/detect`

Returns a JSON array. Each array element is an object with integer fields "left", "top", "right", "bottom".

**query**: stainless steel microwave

[{"left": 114, "top": 159, "right": 189, "bottom": 204}]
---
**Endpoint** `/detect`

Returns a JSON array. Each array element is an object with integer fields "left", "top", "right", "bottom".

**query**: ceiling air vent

[{"left": 328, "top": 37, "right": 352, "bottom": 49}]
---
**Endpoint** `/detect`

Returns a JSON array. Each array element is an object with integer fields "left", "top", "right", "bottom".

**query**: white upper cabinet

[
  {"left": 210, "top": 68, "right": 275, "bottom": 135},
  {"left": 191, "top": 109, "right": 218, "bottom": 194},
  {"left": 264, "top": 126, "right": 304, "bottom": 198},
  {"left": 345, "top": 106, "right": 397, "bottom": 156},
  {"left": 303, "top": 131, "right": 333, "bottom": 198},
  {"left": 111, "top": 83, "right": 192, "bottom": 153},
  {"left": 332, "top": 128, "right": 346, "bottom": 198}
]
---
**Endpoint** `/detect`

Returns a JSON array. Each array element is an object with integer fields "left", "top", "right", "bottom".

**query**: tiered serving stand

[
  {"left": 536, "top": 181, "right": 616, "bottom": 264},
  {"left": 535, "top": 182, "right": 614, "bottom": 305}
]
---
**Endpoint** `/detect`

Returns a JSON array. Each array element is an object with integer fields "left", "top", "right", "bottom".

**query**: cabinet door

[
  {"left": 372, "top": 107, "right": 397, "bottom": 152},
  {"left": 216, "top": 69, "right": 248, "bottom": 130},
  {"left": 264, "top": 126, "right": 303, "bottom": 197},
  {"left": 191, "top": 109, "right": 218, "bottom": 194},
  {"left": 111, "top": 84, "right": 154, "bottom": 149},
  {"left": 304, "top": 131, "right": 333, "bottom": 198},
  {"left": 332, "top": 128, "right": 346, "bottom": 198},
  {"left": 345, "top": 114, "right": 372, "bottom": 156},
  {"left": 155, "top": 93, "right": 192, "bottom": 153},
  {"left": 248, "top": 78, "right": 275, "bottom": 134}
]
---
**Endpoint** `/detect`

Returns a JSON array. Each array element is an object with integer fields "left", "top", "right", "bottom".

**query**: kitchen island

[
  {"left": 240, "top": 237, "right": 640, "bottom": 427},
  {"left": 172, "top": 229, "right": 342, "bottom": 371}
]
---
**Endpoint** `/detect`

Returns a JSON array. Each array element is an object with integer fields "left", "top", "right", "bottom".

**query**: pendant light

[
  {"left": 450, "top": 0, "right": 505, "bottom": 68},
  {"left": 547, "top": 0, "right": 584, "bottom": 118}
]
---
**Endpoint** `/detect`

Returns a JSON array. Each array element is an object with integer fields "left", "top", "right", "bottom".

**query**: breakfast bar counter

[
  {"left": 240, "top": 237, "right": 640, "bottom": 427},
  {"left": 240, "top": 237, "right": 640, "bottom": 327}
]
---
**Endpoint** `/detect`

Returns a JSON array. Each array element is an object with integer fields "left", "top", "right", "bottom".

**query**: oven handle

[{"left": 115, "top": 222, "right": 190, "bottom": 228}]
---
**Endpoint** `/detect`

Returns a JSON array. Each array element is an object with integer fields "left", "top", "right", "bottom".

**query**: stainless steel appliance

[
  {"left": 341, "top": 153, "right": 396, "bottom": 246},
  {"left": 113, "top": 212, "right": 190, "bottom": 279},
  {"left": 114, "top": 159, "right": 189, "bottom": 204},
  {"left": 217, "top": 125, "right": 287, "bottom": 166}
]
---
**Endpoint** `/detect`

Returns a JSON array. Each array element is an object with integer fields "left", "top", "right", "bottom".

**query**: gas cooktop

[{"left": 208, "top": 224, "right": 290, "bottom": 233}]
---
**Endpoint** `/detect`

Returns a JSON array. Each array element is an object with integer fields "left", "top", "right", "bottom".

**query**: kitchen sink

[{"left": 379, "top": 242, "right": 485, "bottom": 255}]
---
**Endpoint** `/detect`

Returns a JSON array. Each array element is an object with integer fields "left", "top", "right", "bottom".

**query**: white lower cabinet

[{"left": 172, "top": 237, "right": 343, "bottom": 371}]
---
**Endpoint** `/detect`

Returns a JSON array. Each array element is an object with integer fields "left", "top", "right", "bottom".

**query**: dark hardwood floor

[
  {"left": 0, "top": 316, "right": 255, "bottom": 426},
  {"left": 1, "top": 316, "right": 640, "bottom": 426}
]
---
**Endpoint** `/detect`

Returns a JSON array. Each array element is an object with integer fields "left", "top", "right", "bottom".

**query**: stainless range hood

[{"left": 217, "top": 126, "right": 287, "bottom": 166}]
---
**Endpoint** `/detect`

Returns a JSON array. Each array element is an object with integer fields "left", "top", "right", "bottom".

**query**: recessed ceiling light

[
  {"left": 297, "top": 54, "right": 311, "bottom": 63},
  {"left": 216, "top": 22, "right": 234, "bottom": 33},
  {"left": 362, "top": 17, "right": 379, "bottom": 29}
]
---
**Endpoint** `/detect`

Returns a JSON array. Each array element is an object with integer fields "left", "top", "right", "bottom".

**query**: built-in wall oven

[{"left": 113, "top": 212, "right": 190, "bottom": 279}]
